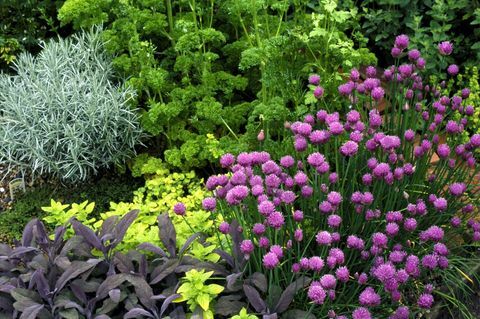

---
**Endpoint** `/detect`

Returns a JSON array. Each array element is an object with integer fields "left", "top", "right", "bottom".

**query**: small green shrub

[
  {"left": 0, "top": 28, "right": 144, "bottom": 181},
  {"left": 0, "top": 173, "right": 142, "bottom": 243}
]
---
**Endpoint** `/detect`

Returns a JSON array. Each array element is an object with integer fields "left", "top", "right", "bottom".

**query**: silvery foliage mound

[{"left": 0, "top": 29, "right": 143, "bottom": 181}]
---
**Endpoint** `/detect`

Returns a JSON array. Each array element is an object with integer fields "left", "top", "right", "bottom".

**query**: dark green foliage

[
  {"left": 351, "top": 0, "right": 480, "bottom": 73},
  {"left": 0, "top": 173, "right": 142, "bottom": 243},
  {"left": 58, "top": 0, "right": 375, "bottom": 170},
  {"left": 0, "top": 0, "right": 70, "bottom": 71}
]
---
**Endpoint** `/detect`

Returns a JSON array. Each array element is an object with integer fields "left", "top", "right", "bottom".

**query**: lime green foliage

[
  {"left": 41, "top": 155, "right": 222, "bottom": 252},
  {"left": 58, "top": 0, "right": 374, "bottom": 170},
  {"left": 231, "top": 308, "right": 259, "bottom": 319},
  {"left": 174, "top": 269, "right": 224, "bottom": 319}
]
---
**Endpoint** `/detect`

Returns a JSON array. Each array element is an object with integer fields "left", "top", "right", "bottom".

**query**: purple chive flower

[
  {"left": 338, "top": 82, "right": 354, "bottom": 96},
  {"left": 373, "top": 263, "right": 396, "bottom": 282},
  {"left": 240, "top": 240, "right": 254, "bottom": 255},
  {"left": 327, "top": 191, "right": 343, "bottom": 206},
  {"left": 336, "top": 266, "right": 350, "bottom": 282},
  {"left": 281, "top": 191, "right": 296, "bottom": 204},
  {"left": 433, "top": 197, "right": 448, "bottom": 212},
  {"left": 395, "top": 34, "right": 410, "bottom": 50},
  {"left": 408, "top": 49, "right": 421, "bottom": 61},
  {"left": 173, "top": 202, "right": 186, "bottom": 216},
  {"left": 371, "top": 87, "right": 385, "bottom": 101},
  {"left": 352, "top": 307, "right": 372, "bottom": 319},
  {"left": 267, "top": 211, "right": 285, "bottom": 229},
  {"left": 438, "top": 41, "right": 453, "bottom": 55},
  {"left": 327, "top": 214, "right": 342, "bottom": 228},
  {"left": 359, "top": 287, "right": 381, "bottom": 307},
  {"left": 220, "top": 153, "right": 235, "bottom": 167},
  {"left": 263, "top": 252, "right": 279, "bottom": 269},
  {"left": 340, "top": 140, "right": 359, "bottom": 156},
  {"left": 258, "top": 236, "right": 270, "bottom": 248},
  {"left": 422, "top": 254, "right": 438, "bottom": 270},
  {"left": 391, "top": 47, "right": 402, "bottom": 58},
  {"left": 309, "top": 256, "right": 325, "bottom": 271},
  {"left": 386, "top": 223, "right": 400, "bottom": 237},
  {"left": 380, "top": 135, "right": 401, "bottom": 150},
  {"left": 307, "top": 152, "right": 325, "bottom": 167},
  {"left": 418, "top": 293, "right": 434, "bottom": 309},
  {"left": 434, "top": 243, "right": 449, "bottom": 256},
  {"left": 320, "top": 274, "right": 337, "bottom": 289},
  {"left": 294, "top": 228, "right": 303, "bottom": 241},
  {"left": 314, "top": 86, "right": 325, "bottom": 98},
  {"left": 366, "top": 66, "right": 377, "bottom": 77},
  {"left": 437, "top": 144, "right": 450, "bottom": 159},
  {"left": 449, "top": 182, "right": 466, "bottom": 196},
  {"left": 372, "top": 232, "right": 388, "bottom": 248},
  {"left": 280, "top": 155, "right": 295, "bottom": 168},
  {"left": 350, "top": 68, "right": 360, "bottom": 81},
  {"left": 404, "top": 218, "right": 417, "bottom": 231},
  {"left": 270, "top": 245, "right": 284, "bottom": 259},
  {"left": 293, "top": 210, "right": 304, "bottom": 222},
  {"left": 308, "top": 283, "right": 326, "bottom": 304},
  {"left": 316, "top": 231, "right": 333, "bottom": 246},
  {"left": 390, "top": 306, "right": 410, "bottom": 319},
  {"left": 447, "top": 64, "right": 459, "bottom": 76},
  {"left": 218, "top": 221, "right": 230, "bottom": 234},
  {"left": 328, "top": 121, "right": 344, "bottom": 135},
  {"left": 258, "top": 200, "right": 275, "bottom": 216},
  {"left": 309, "top": 74, "right": 321, "bottom": 85},
  {"left": 202, "top": 197, "right": 217, "bottom": 211},
  {"left": 252, "top": 223, "right": 266, "bottom": 235},
  {"left": 294, "top": 171, "right": 308, "bottom": 186}
]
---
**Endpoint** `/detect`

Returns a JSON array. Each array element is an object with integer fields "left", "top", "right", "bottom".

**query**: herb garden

[{"left": 0, "top": 1, "right": 479, "bottom": 318}]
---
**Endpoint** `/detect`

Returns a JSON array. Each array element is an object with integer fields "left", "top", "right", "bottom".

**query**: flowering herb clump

[{"left": 177, "top": 35, "right": 479, "bottom": 317}]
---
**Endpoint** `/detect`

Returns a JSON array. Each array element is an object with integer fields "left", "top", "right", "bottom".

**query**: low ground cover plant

[{"left": 176, "top": 35, "right": 480, "bottom": 318}]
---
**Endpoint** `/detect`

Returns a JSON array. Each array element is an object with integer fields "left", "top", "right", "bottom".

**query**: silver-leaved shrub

[{"left": 0, "top": 28, "right": 143, "bottom": 181}]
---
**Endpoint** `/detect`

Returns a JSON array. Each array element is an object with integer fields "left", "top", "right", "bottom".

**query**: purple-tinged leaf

[
  {"left": 150, "top": 259, "right": 179, "bottom": 284},
  {"left": 55, "top": 260, "right": 101, "bottom": 292},
  {"left": 21, "top": 219, "right": 36, "bottom": 247},
  {"left": 96, "top": 274, "right": 127, "bottom": 299},
  {"left": 215, "top": 295, "right": 245, "bottom": 316},
  {"left": 243, "top": 284, "right": 266, "bottom": 313},
  {"left": 30, "top": 270, "right": 50, "bottom": 300},
  {"left": 94, "top": 315, "right": 111, "bottom": 319},
  {"left": 71, "top": 220, "right": 104, "bottom": 253},
  {"left": 112, "top": 210, "right": 139, "bottom": 248},
  {"left": 19, "top": 304, "right": 43, "bottom": 319},
  {"left": 113, "top": 252, "right": 134, "bottom": 274},
  {"left": 100, "top": 216, "right": 118, "bottom": 239},
  {"left": 160, "top": 293, "right": 181, "bottom": 317},
  {"left": 248, "top": 272, "right": 268, "bottom": 293},
  {"left": 109, "top": 289, "right": 121, "bottom": 303},
  {"left": 60, "top": 236, "right": 86, "bottom": 256},
  {"left": 151, "top": 294, "right": 166, "bottom": 300},
  {"left": 226, "top": 272, "right": 243, "bottom": 291},
  {"left": 178, "top": 233, "right": 201, "bottom": 256},
  {"left": 229, "top": 220, "right": 245, "bottom": 268},
  {"left": 34, "top": 220, "right": 49, "bottom": 244},
  {"left": 53, "top": 226, "right": 67, "bottom": 250},
  {"left": 54, "top": 256, "right": 71, "bottom": 270},
  {"left": 0, "top": 296, "right": 13, "bottom": 311},
  {"left": 157, "top": 213, "right": 176, "bottom": 257},
  {"left": 0, "top": 243, "right": 12, "bottom": 255},
  {"left": 274, "top": 276, "right": 311, "bottom": 314},
  {"left": 70, "top": 282, "right": 87, "bottom": 304},
  {"left": 124, "top": 308, "right": 154, "bottom": 318},
  {"left": 125, "top": 275, "right": 154, "bottom": 309},
  {"left": 137, "top": 243, "right": 167, "bottom": 257},
  {"left": 139, "top": 254, "right": 147, "bottom": 278},
  {"left": 9, "top": 247, "right": 39, "bottom": 258},
  {"left": 263, "top": 314, "right": 278, "bottom": 319},
  {"left": 214, "top": 249, "right": 234, "bottom": 268}
]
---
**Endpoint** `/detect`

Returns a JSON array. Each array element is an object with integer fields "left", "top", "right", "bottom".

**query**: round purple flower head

[
  {"left": 352, "top": 307, "right": 372, "bottom": 319},
  {"left": 391, "top": 47, "right": 402, "bottom": 58},
  {"left": 263, "top": 252, "right": 279, "bottom": 269},
  {"left": 314, "top": 86, "right": 325, "bottom": 99},
  {"left": 336, "top": 266, "right": 350, "bottom": 282},
  {"left": 437, "top": 144, "right": 450, "bottom": 159},
  {"left": 433, "top": 197, "right": 448, "bottom": 212},
  {"left": 371, "top": 86, "right": 385, "bottom": 101},
  {"left": 202, "top": 197, "right": 216, "bottom": 211},
  {"left": 173, "top": 202, "right": 186, "bottom": 216},
  {"left": 340, "top": 140, "right": 359, "bottom": 156},
  {"left": 218, "top": 221, "right": 230, "bottom": 234},
  {"left": 418, "top": 293, "right": 434, "bottom": 309},
  {"left": 408, "top": 49, "right": 421, "bottom": 61},
  {"left": 350, "top": 68, "right": 360, "bottom": 82},
  {"left": 240, "top": 240, "right": 254, "bottom": 255},
  {"left": 309, "top": 256, "right": 325, "bottom": 271},
  {"left": 449, "top": 182, "right": 466, "bottom": 196},
  {"left": 316, "top": 231, "right": 333, "bottom": 246},
  {"left": 309, "top": 74, "right": 321, "bottom": 85},
  {"left": 359, "top": 287, "right": 381, "bottom": 307},
  {"left": 366, "top": 66, "right": 377, "bottom": 77},
  {"left": 395, "top": 34, "right": 409, "bottom": 50},
  {"left": 438, "top": 41, "right": 453, "bottom": 55},
  {"left": 447, "top": 64, "right": 459, "bottom": 76},
  {"left": 220, "top": 153, "right": 235, "bottom": 168},
  {"left": 307, "top": 283, "right": 326, "bottom": 305},
  {"left": 320, "top": 274, "right": 337, "bottom": 289},
  {"left": 327, "top": 191, "right": 343, "bottom": 206}
]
